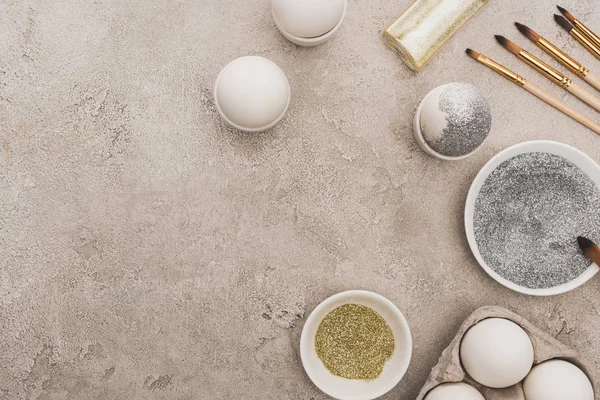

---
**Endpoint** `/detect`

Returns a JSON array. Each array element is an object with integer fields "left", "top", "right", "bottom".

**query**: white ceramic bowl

[
  {"left": 300, "top": 290, "right": 412, "bottom": 400},
  {"left": 272, "top": 0, "right": 347, "bottom": 47},
  {"left": 465, "top": 141, "right": 600, "bottom": 296}
]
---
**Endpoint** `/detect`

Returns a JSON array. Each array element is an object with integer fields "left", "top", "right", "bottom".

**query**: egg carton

[{"left": 416, "top": 306, "right": 599, "bottom": 400}]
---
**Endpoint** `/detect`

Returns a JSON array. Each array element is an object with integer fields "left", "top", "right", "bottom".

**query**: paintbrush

[
  {"left": 577, "top": 236, "right": 600, "bottom": 267},
  {"left": 515, "top": 22, "right": 600, "bottom": 91},
  {"left": 558, "top": 6, "right": 600, "bottom": 50},
  {"left": 466, "top": 48, "right": 600, "bottom": 135},
  {"left": 555, "top": 15, "right": 600, "bottom": 60},
  {"left": 495, "top": 35, "right": 600, "bottom": 112}
]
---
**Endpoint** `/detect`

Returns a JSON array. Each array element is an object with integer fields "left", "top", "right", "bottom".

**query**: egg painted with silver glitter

[{"left": 414, "top": 83, "right": 492, "bottom": 160}]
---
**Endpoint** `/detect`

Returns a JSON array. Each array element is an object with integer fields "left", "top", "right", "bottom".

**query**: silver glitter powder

[
  {"left": 423, "top": 83, "right": 492, "bottom": 157},
  {"left": 473, "top": 152, "right": 600, "bottom": 289}
]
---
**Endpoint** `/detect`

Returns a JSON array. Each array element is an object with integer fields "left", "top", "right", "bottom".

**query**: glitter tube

[{"left": 383, "top": 0, "right": 488, "bottom": 71}]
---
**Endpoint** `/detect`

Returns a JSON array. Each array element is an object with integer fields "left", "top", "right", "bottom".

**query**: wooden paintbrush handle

[
  {"left": 523, "top": 81, "right": 600, "bottom": 135},
  {"left": 568, "top": 82, "right": 600, "bottom": 112},
  {"left": 585, "top": 72, "right": 600, "bottom": 92}
]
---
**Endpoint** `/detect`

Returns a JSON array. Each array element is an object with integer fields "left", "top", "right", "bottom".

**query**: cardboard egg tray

[{"left": 416, "top": 306, "right": 599, "bottom": 400}]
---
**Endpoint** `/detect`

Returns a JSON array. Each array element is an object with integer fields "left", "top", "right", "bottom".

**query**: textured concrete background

[{"left": 1, "top": 0, "right": 600, "bottom": 399}]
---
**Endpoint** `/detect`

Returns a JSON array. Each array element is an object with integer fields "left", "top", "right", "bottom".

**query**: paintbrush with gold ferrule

[
  {"left": 466, "top": 48, "right": 600, "bottom": 136},
  {"left": 558, "top": 6, "right": 600, "bottom": 50},
  {"left": 515, "top": 22, "right": 600, "bottom": 92},
  {"left": 555, "top": 15, "right": 600, "bottom": 60},
  {"left": 495, "top": 35, "right": 600, "bottom": 112},
  {"left": 578, "top": 236, "right": 600, "bottom": 267}
]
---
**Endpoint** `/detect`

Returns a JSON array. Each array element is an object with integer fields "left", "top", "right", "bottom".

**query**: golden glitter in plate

[
  {"left": 314, "top": 304, "right": 395, "bottom": 380},
  {"left": 383, "top": 0, "right": 489, "bottom": 71}
]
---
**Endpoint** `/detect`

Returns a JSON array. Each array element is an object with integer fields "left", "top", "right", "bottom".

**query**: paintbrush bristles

[
  {"left": 555, "top": 15, "right": 574, "bottom": 32},
  {"left": 557, "top": 6, "right": 576, "bottom": 23},
  {"left": 466, "top": 48, "right": 480, "bottom": 59},
  {"left": 515, "top": 22, "right": 541, "bottom": 42},
  {"left": 495, "top": 35, "right": 522, "bottom": 55},
  {"left": 577, "top": 236, "right": 595, "bottom": 252},
  {"left": 578, "top": 236, "right": 600, "bottom": 265}
]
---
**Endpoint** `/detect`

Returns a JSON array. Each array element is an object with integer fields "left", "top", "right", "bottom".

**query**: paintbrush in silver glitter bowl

[
  {"left": 578, "top": 236, "right": 600, "bottom": 267},
  {"left": 495, "top": 35, "right": 600, "bottom": 112},
  {"left": 466, "top": 48, "right": 600, "bottom": 135}
]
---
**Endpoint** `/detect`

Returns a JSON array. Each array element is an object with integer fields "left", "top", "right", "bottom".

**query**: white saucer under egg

[
  {"left": 300, "top": 290, "right": 412, "bottom": 400},
  {"left": 272, "top": 0, "right": 347, "bottom": 47}
]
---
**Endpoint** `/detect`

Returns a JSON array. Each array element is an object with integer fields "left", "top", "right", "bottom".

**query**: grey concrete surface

[{"left": 1, "top": 0, "right": 600, "bottom": 399}]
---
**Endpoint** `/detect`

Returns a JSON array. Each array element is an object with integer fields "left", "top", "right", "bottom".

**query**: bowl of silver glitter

[
  {"left": 465, "top": 141, "right": 600, "bottom": 296},
  {"left": 414, "top": 82, "right": 492, "bottom": 160}
]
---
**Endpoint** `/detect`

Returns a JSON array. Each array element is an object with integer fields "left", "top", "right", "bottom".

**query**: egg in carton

[{"left": 416, "top": 306, "right": 599, "bottom": 400}]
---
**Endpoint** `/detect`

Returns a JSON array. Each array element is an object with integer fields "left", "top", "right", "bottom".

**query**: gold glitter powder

[
  {"left": 314, "top": 304, "right": 395, "bottom": 380},
  {"left": 383, "top": 0, "right": 489, "bottom": 71}
]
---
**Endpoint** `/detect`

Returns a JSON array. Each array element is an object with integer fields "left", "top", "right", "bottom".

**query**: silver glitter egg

[{"left": 414, "top": 82, "right": 492, "bottom": 160}]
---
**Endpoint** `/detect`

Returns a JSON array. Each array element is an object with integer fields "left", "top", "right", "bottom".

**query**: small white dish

[
  {"left": 465, "top": 140, "right": 600, "bottom": 296},
  {"left": 272, "top": 0, "right": 347, "bottom": 47},
  {"left": 300, "top": 290, "right": 412, "bottom": 400}
]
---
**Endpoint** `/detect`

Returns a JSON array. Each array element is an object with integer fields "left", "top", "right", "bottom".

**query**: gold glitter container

[
  {"left": 383, "top": 0, "right": 489, "bottom": 71},
  {"left": 300, "top": 290, "right": 412, "bottom": 399}
]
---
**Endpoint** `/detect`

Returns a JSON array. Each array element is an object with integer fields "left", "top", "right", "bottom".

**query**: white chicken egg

[
  {"left": 214, "top": 56, "right": 290, "bottom": 132},
  {"left": 424, "top": 382, "right": 484, "bottom": 400},
  {"left": 272, "top": 0, "right": 345, "bottom": 38},
  {"left": 459, "top": 318, "right": 534, "bottom": 388},
  {"left": 523, "top": 360, "right": 594, "bottom": 400}
]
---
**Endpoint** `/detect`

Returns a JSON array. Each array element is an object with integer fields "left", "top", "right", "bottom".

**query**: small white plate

[
  {"left": 300, "top": 290, "right": 412, "bottom": 400},
  {"left": 465, "top": 140, "right": 600, "bottom": 296},
  {"left": 272, "top": 0, "right": 347, "bottom": 47}
]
